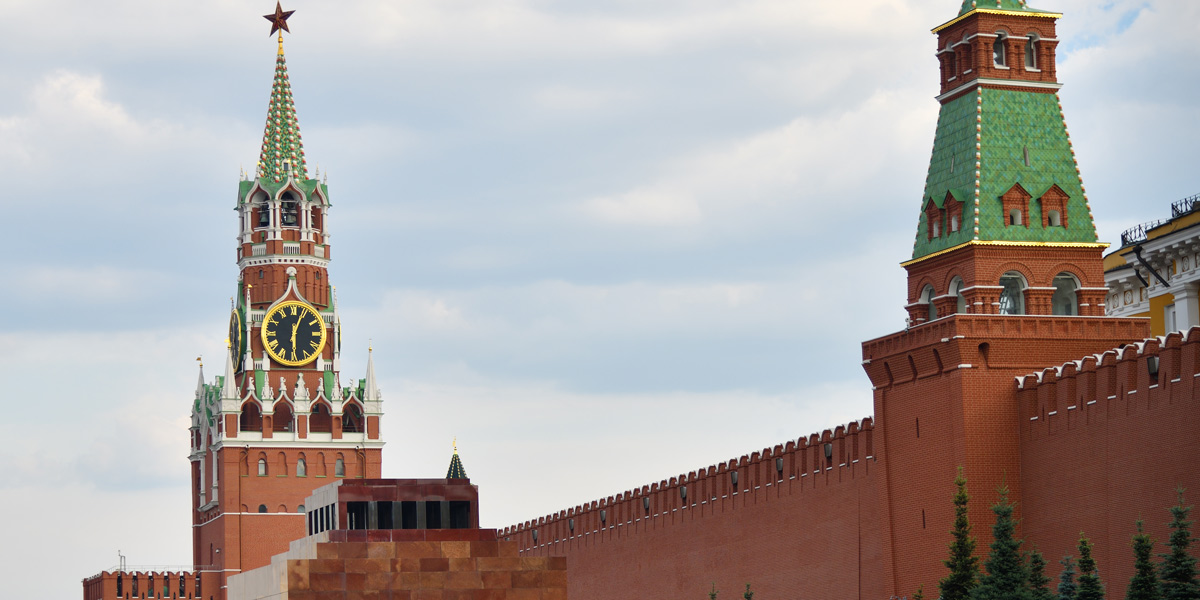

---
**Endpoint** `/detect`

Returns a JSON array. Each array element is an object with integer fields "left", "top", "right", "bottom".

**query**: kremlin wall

[{"left": 83, "top": 1, "right": 1200, "bottom": 599}]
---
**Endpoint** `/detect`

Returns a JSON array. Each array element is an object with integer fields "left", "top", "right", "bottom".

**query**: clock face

[
  {"left": 261, "top": 301, "right": 327, "bottom": 367},
  {"left": 228, "top": 309, "right": 243, "bottom": 370}
]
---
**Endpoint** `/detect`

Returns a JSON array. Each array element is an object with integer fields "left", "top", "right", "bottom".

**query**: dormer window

[
  {"left": 993, "top": 33, "right": 1008, "bottom": 67},
  {"left": 1009, "top": 209, "right": 1022, "bottom": 226},
  {"left": 1047, "top": 210, "right": 1062, "bottom": 227},
  {"left": 950, "top": 215, "right": 959, "bottom": 232},
  {"left": 1025, "top": 35, "right": 1039, "bottom": 70}
]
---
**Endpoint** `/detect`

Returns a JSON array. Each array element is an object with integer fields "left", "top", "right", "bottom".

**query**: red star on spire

[{"left": 263, "top": 2, "right": 295, "bottom": 37}]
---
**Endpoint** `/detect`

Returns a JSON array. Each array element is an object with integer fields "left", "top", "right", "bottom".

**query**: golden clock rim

[
  {"left": 229, "top": 308, "right": 243, "bottom": 353},
  {"left": 260, "top": 300, "right": 327, "bottom": 367}
]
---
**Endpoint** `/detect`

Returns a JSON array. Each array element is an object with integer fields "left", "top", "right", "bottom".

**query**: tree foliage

[
  {"left": 742, "top": 583, "right": 754, "bottom": 600},
  {"left": 1026, "top": 548, "right": 1054, "bottom": 600},
  {"left": 1077, "top": 534, "right": 1106, "bottom": 600},
  {"left": 942, "top": 468, "right": 981, "bottom": 600},
  {"left": 971, "top": 486, "right": 1030, "bottom": 600},
  {"left": 1060, "top": 556, "right": 1079, "bottom": 600},
  {"left": 1160, "top": 489, "right": 1200, "bottom": 600},
  {"left": 709, "top": 583, "right": 719, "bottom": 600},
  {"left": 1127, "top": 520, "right": 1160, "bottom": 600}
]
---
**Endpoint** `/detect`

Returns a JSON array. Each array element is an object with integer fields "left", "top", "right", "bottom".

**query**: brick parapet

[
  {"left": 499, "top": 417, "right": 875, "bottom": 553},
  {"left": 82, "top": 570, "right": 199, "bottom": 600}
]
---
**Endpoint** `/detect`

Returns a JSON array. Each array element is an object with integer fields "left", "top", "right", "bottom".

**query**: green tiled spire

[
  {"left": 912, "top": 87, "right": 1098, "bottom": 260},
  {"left": 446, "top": 441, "right": 469, "bottom": 480},
  {"left": 257, "top": 41, "right": 308, "bottom": 183}
]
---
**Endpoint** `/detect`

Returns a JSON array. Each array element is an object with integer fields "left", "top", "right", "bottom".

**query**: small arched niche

[
  {"left": 993, "top": 31, "right": 1008, "bottom": 67},
  {"left": 949, "top": 277, "right": 967, "bottom": 314},
  {"left": 921, "top": 285, "right": 938, "bottom": 321},
  {"left": 1024, "top": 34, "right": 1039, "bottom": 70}
]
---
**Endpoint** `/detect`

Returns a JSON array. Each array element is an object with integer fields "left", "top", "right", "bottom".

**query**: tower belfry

[{"left": 188, "top": 6, "right": 384, "bottom": 597}]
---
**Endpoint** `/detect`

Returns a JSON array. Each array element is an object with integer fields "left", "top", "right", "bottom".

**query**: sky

[{"left": 1, "top": 0, "right": 1198, "bottom": 597}]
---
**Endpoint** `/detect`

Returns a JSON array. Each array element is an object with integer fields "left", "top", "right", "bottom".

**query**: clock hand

[{"left": 291, "top": 321, "right": 299, "bottom": 355}]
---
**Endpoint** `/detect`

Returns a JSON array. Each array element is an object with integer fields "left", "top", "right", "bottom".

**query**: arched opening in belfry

[
  {"left": 310, "top": 402, "right": 333, "bottom": 433},
  {"left": 1052, "top": 273, "right": 1080, "bottom": 316},
  {"left": 343, "top": 402, "right": 364, "bottom": 433},
  {"left": 240, "top": 401, "right": 263, "bottom": 433}
]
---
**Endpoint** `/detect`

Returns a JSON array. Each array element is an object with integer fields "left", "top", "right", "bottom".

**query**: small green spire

[
  {"left": 256, "top": 41, "right": 308, "bottom": 183},
  {"left": 446, "top": 439, "right": 468, "bottom": 479}
]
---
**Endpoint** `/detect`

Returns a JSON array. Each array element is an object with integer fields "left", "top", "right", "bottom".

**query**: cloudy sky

[{"left": 2, "top": 0, "right": 1198, "bottom": 596}]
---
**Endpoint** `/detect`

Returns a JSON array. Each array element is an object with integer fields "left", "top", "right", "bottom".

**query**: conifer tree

[
  {"left": 1077, "top": 534, "right": 1106, "bottom": 600},
  {"left": 709, "top": 583, "right": 719, "bottom": 600},
  {"left": 1026, "top": 548, "right": 1054, "bottom": 600},
  {"left": 742, "top": 583, "right": 754, "bottom": 600},
  {"left": 1160, "top": 489, "right": 1200, "bottom": 600},
  {"left": 1127, "top": 520, "right": 1160, "bottom": 600},
  {"left": 1060, "top": 556, "right": 1079, "bottom": 600},
  {"left": 942, "top": 468, "right": 980, "bottom": 600},
  {"left": 915, "top": 586, "right": 925, "bottom": 600},
  {"left": 971, "top": 486, "right": 1030, "bottom": 600}
]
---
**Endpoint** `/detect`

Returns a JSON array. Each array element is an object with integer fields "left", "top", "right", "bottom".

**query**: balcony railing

[
  {"left": 283, "top": 242, "right": 301, "bottom": 255},
  {"left": 251, "top": 244, "right": 267, "bottom": 256},
  {"left": 1171, "top": 192, "right": 1200, "bottom": 218},
  {"left": 314, "top": 245, "right": 325, "bottom": 258},
  {"left": 1121, "top": 219, "right": 1168, "bottom": 247}
]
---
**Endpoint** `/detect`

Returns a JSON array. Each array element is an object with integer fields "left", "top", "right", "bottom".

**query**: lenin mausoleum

[{"left": 83, "top": 1, "right": 1200, "bottom": 599}]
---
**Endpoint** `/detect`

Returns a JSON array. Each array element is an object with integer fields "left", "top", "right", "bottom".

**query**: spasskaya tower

[{"left": 189, "top": 4, "right": 384, "bottom": 597}]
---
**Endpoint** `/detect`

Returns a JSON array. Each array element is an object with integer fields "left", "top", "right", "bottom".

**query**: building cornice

[
  {"left": 933, "top": 8, "right": 1063, "bottom": 34},
  {"left": 902, "top": 240, "right": 1109, "bottom": 268},
  {"left": 936, "top": 77, "right": 1063, "bottom": 103}
]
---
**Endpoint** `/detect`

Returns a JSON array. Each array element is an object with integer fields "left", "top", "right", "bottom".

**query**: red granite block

[
  {"left": 475, "top": 557, "right": 521, "bottom": 571},
  {"left": 340, "top": 543, "right": 369, "bottom": 559},
  {"left": 368, "top": 543, "right": 396, "bottom": 559},
  {"left": 309, "top": 559, "right": 346, "bottom": 574},
  {"left": 518, "top": 557, "right": 548, "bottom": 570},
  {"left": 395, "top": 542, "right": 440, "bottom": 559},
  {"left": 469, "top": 541, "right": 498, "bottom": 558},
  {"left": 316, "top": 544, "right": 340, "bottom": 559},
  {"left": 543, "top": 588, "right": 567, "bottom": 600},
  {"left": 441, "top": 542, "right": 470, "bottom": 559},
  {"left": 391, "top": 592, "right": 412, "bottom": 600},
  {"left": 443, "top": 571, "right": 483, "bottom": 589},
  {"left": 479, "top": 571, "right": 511, "bottom": 589},
  {"left": 314, "top": 592, "right": 346, "bottom": 600},
  {"left": 346, "top": 559, "right": 390, "bottom": 574},
  {"left": 510, "top": 571, "right": 542, "bottom": 589},
  {"left": 366, "top": 530, "right": 391, "bottom": 542},
  {"left": 420, "top": 558, "right": 449, "bottom": 572},
  {"left": 289, "top": 592, "right": 315, "bottom": 600},
  {"left": 412, "top": 591, "right": 443, "bottom": 600},
  {"left": 448, "top": 558, "right": 475, "bottom": 572},
  {"left": 418, "top": 572, "right": 447, "bottom": 588},
  {"left": 496, "top": 543, "right": 519, "bottom": 558},
  {"left": 346, "top": 573, "right": 367, "bottom": 590},
  {"left": 391, "top": 572, "right": 420, "bottom": 590},
  {"left": 545, "top": 557, "right": 566, "bottom": 571},
  {"left": 507, "top": 590, "right": 540, "bottom": 600},
  {"left": 392, "top": 558, "right": 422, "bottom": 572},
  {"left": 310, "top": 573, "right": 346, "bottom": 592},
  {"left": 367, "top": 572, "right": 392, "bottom": 589},
  {"left": 542, "top": 570, "right": 567, "bottom": 589}
]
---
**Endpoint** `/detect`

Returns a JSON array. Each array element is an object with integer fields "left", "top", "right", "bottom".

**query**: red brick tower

[
  {"left": 190, "top": 11, "right": 384, "bottom": 599},
  {"left": 861, "top": 1, "right": 1149, "bottom": 596}
]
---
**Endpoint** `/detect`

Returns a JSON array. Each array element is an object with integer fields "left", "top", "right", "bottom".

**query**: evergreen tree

[
  {"left": 942, "top": 468, "right": 981, "bottom": 600},
  {"left": 1160, "top": 489, "right": 1200, "bottom": 600},
  {"left": 743, "top": 583, "right": 754, "bottom": 600},
  {"left": 971, "top": 486, "right": 1030, "bottom": 600},
  {"left": 1026, "top": 548, "right": 1054, "bottom": 600},
  {"left": 1077, "top": 534, "right": 1106, "bottom": 600},
  {"left": 1060, "top": 556, "right": 1079, "bottom": 600},
  {"left": 915, "top": 586, "right": 925, "bottom": 600},
  {"left": 1127, "top": 520, "right": 1160, "bottom": 600},
  {"left": 709, "top": 583, "right": 719, "bottom": 600}
]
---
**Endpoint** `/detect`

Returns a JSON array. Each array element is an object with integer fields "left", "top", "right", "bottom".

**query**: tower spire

[
  {"left": 221, "top": 340, "right": 238, "bottom": 399},
  {"left": 446, "top": 441, "right": 469, "bottom": 480},
  {"left": 257, "top": 3, "right": 306, "bottom": 183},
  {"left": 363, "top": 345, "right": 379, "bottom": 402}
]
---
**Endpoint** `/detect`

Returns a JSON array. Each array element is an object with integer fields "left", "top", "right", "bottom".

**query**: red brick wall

[{"left": 503, "top": 421, "right": 883, "bottom": 599}]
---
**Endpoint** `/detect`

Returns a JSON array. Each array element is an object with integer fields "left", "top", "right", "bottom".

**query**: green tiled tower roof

[
  {"left": 446, "top": 443, "right": 469, "bottom": 480},
  {"left": 911, "top": 87, "right": 1098, "bottom": 260},
  {"left": 958, "top": 0, "right": 1045, "bottom": 15},
  {"left": 257, "top": 41, "right": 308, "bottom": 183}
]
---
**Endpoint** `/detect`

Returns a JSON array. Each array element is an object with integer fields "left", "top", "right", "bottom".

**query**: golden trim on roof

[
  {"left": 901, "top": 240, "right": 1109, "bottom": 267},
  {"left": 932, "top": 9, "right": 1064, "bottom": 34}
]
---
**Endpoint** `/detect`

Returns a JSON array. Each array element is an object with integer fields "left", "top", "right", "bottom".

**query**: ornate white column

[{"left": 1173, "top": 284, "right": 1200, "bottom": 332}]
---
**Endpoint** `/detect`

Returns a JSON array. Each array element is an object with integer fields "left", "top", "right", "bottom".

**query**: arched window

[
  {"left": 1047, "top": 210, "right": 1062, "bottom": 227},
  {"left": 296, "top": 456, "right": 307, "bottom": 477},
  {"left": 257, "top": 458, "right": 267, "bottom": 476},
  {"left": 256, "top": 203, "right": 270, "bottom": 228},
  {"left": 998, "top": 272, "right": 1026, "bottom": 315},
  {"left": 258, "top": 504, "right": 268, "bottom": 513},
  {"left": 1008, "top": 208, "right": 1023, "bottom": 226},
  {"left": 946, "top": 42, "right": 957, "bottom": 78},
  {"left": 950, "top": 214, "right": 959, "bottom": 232},
  {"left": 921, "top": 285, "right": 938, "bottom": 321},
  {"left": 343, "top": 403, "right": 364, "bottom": 434},
  {"left": 994, "top": 32, "right": 1008, "bottom": 67},
  {"left": 317, "top": 452, "right": 328, "bottom": 476},
  {"left": 298, "top": 504, "right": 306, "bottom": 513},
  {"left": 1052, "top": 273, "right": 1079, "bottom": 315},
  {"left": 310, "top": 403, "right": 332, "bottom": 433},
  {"left": 276, "top": 452, "right": 288, "bottom": 477},
  {"left": 240, "top": 402, "right": 262, "bottom": 433},
  {"left": 950, "top": 277, "right": 967, "bottom": 314},
  {"left": 1025, "top": 35, "right": 1038, "bottom": 69},
  {"left": 272, "top": 401, "right": 293, "bottom": 433},
  {"left": 280, "top": 192, "right": 299, "bottom": 226},
  {"left": 335, "top": 456, "right": 345, "bottom": 477}
]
